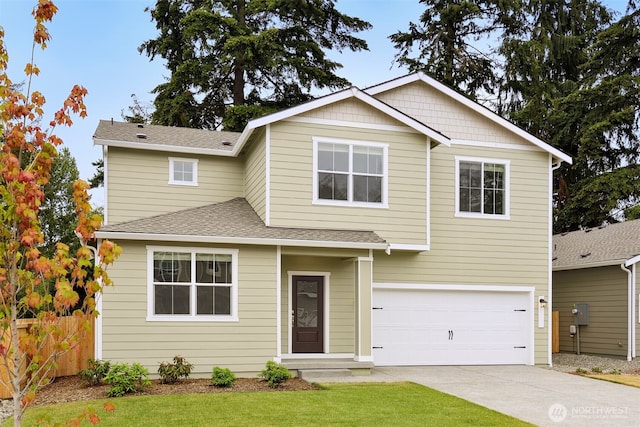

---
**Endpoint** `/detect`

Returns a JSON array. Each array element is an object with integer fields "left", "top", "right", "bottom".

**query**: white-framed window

[
  {"left": 168, "top": 157, "right": 198, "bottom": 186},
  {"left": 455, "top": 156, "right": 510, "bottom": 218},
  {"left": 146, "top": 246, "right": 238, "bottom": 321},
  {"left": 313, "top": 137, "right": 388, "bottom": 207}
]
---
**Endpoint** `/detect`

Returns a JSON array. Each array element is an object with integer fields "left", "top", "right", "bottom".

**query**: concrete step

[
  {"left": 281, "top": 358, "right": 374, "bottom": 371},
  {"left": 298, "top": 368, "right": 352, "bottom": 380}
]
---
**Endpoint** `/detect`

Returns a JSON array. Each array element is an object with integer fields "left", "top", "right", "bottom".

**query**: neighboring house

[
  {"left": 93, "top": 72, "right": 570, "bottom": 377},
  {"left": 553, "top": 221, "right": 640, "bottom": 360}
]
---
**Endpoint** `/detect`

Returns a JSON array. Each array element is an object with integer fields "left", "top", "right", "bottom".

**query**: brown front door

[{"left": 292, "top": 276, "right": 324, "bottom": 353}]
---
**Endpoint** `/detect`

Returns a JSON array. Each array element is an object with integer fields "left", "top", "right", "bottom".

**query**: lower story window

[{"left": 147, "top": 247, "right": 238, "bottom": 321}]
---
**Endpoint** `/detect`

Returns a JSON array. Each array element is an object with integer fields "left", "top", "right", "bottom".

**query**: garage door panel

[{"left": 372, "top": 289, "right": 532, "bottom": 366}]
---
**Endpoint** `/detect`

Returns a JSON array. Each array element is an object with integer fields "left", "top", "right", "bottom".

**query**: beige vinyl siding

[
  {"left": 243, "top": 129, "right": 267, "bottom": 221},
  {"left": 553, "top": 267, "right": 628, "bottom": 358},
  {"left": 107, "top": 147, "right": 244, "bottom": 224},
  {"left": 281, "top": 255, "right": 358, "bottom": 354},
  {"left": 101, "top": 241, "right": 278, "bottom": 376},
  {"left": 374, "top": 81, "right": 532, "bottom": 146},
  {"left": 268, "top": 118, "right": 429, "bottom": 245}
]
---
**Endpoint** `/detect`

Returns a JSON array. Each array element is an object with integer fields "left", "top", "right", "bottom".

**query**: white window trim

[
  {"left": 454, "top": 156, "right": 510, "bottom": 220},
  {"left": 312, "top": 136, "right": 388, "bottom": 208},
  {"left": 168, "top": 157, "right": 199, "bottom": 186},
  {"left": 146, "top": 246, "right": 239, "bottom": 322}
]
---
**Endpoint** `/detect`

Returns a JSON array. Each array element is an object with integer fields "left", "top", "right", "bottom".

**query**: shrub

[
  {"left": 591, "top": 366, "right": 602, "bottom": 373},
  {"left": 211, "top": 366, "right": 237, "bottom": 388},
  {"left": 575, "top": 367, "right": 588, "bottom": 374},
  {"left": 158, "top": 355, "right": 194, "bottom": 384},
  {"left": 104, "top": 362, "right": 151, "bottom": 397},
  {"left": 79, "top": 358, "right": 111, "bottom": 386},
  {"left": 259, "top": 361, "right": 292, "bottom": 388},
  {"left": 609, "top": 368, "right": 622, "bottom": 375}
]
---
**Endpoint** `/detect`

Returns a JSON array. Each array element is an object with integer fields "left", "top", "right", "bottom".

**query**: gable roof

[
  {"left": 234, "top": 86, "right": 451, "bottom": 154},
  {"left": 553, "top": 220, "right": 640, "bottom": 270},
  {"left": 96, "top": 198, "right": 387, "bottom": 250},
  {"left": 93, "top": 120, "right": 242, "bottom": 156},
  {"left": 365, "top": 72, "right": 572, "bottom": 165}
]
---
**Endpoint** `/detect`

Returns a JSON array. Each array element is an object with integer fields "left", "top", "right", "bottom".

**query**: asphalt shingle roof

[
  {"left": 93, "top": 120, "right": 241, "bottom": 151},
  {"left": 553, "top": 220, "right": 640, "bottom": 269},
  {"left": 99, "top": 198, "right": 387, "bottom": 248}
]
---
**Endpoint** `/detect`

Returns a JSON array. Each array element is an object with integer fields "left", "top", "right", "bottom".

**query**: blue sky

[{"left": 0, "top": 0, "right": 630, "bottom": 206}]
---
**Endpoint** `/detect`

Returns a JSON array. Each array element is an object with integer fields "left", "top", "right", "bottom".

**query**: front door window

[{"left": 292, "top": 276, "right": 324, "bottom": 353}]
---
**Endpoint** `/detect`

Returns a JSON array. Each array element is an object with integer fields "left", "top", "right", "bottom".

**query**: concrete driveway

[{"left": 306, "top": 366, "right": 640, "bottom": 426}]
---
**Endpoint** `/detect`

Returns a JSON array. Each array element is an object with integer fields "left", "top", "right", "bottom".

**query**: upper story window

[
  {"left": 147, "top": 247, "right": 238, "bottom": 322},
  {"left": 455, "top": 156, "right": 510, "bottom": 219},
  {"left": 313, "top": 137, "right": 388, "bottom": 207},
  {"left": 169, "top": 157, "right": 198, "bottom": 186}
]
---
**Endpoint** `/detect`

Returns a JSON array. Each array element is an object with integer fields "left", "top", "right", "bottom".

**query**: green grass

[{"left": 9, "top": 382, "right": 533, "bottom": 426}]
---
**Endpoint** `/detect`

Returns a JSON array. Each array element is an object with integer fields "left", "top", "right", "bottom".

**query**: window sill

[
  {"left": 455, "top": 212, "right": 510, "bottom": 220},
  {"left": 146, "top": 315, "right": 239, "bottom": 322},
  {"left": 312, "top": 199, "right": 388, "bottom": 209},
  {"left": 168, "top": 181, "right": 198, "bottom": 187}
]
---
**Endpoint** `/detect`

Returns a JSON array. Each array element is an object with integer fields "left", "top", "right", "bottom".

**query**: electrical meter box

[{"left": 574, "top": 303, "right": 589, "bottom": 325}]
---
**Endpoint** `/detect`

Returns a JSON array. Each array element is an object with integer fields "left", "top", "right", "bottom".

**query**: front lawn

[{"left": 9, "top": 382, "right": 532, "bottom": 426}]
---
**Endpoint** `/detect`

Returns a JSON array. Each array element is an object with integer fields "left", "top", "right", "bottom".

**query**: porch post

[{"left": 355, "top": 256, "right": 373, "bottom": 361}]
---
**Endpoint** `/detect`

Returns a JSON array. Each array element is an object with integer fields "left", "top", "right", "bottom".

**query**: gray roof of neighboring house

[
  {"left": 553, "top": 220, "right": 640, "bottom": 269},
  {"left": 98, "top": 198, "right": 387, "bottom": 249},
  {"left": 93, "top": 120, "right": 242, "bottom": 151}
]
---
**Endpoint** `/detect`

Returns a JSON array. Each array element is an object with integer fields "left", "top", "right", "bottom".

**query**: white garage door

[{"left": 372, "top": 288, "right": 532, "bottom": 366}]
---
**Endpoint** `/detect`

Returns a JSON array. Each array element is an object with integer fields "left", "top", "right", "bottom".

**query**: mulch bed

[{"left": 32, "top": 375, "right": 319, "bottom": 407}]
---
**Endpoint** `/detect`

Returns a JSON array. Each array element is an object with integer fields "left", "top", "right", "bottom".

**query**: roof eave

[
  {"left": 93, "top": 138, "right": 235, "bottom": 157},
  {"left": 552, "top": 259, "right": 629, "bottom": 271},
  {"left": 95, "top": 231, "right": 387, "bottom": 251}
]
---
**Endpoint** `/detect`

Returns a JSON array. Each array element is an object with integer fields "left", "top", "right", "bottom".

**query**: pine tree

[
  {"left": 139, "top": 0, "right": 371, "bottom": 130},
  {"left": 390, "top": 0, "right": 521, "bottom": 99}
]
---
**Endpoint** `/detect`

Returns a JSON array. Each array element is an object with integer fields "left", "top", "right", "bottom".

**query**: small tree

[{"left": 0, "top": 1, "right": 121, "bottom": 426}]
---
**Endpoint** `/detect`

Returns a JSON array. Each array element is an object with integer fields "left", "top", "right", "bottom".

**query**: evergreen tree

[
  {"left": 139, "top": 0, "right": 371, "bottom": 130},
  {"left": 498, "top": 1, "right": 640, "bottom": 231},
  {"left": 390, "top": 0, "right": 521, "bottom": 99},
  {"left": 550, "top": 8, "right": 640, "bottom": 229},
  {"left": 39, "top": 147, "right": 81, "bottom": 257}
]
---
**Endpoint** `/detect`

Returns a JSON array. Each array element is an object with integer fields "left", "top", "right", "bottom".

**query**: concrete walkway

[{"left": 304, "top": 366, "right": 640, "bottom": 427}]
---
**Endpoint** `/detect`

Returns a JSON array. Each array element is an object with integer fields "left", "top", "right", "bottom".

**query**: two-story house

[{"left": 94, "top": 73, "right": 570, "bottom": 376}]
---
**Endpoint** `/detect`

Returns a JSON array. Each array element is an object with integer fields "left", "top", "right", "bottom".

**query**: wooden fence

[{"left": 0, "top": 316, "right": 95, "bottom": 398}]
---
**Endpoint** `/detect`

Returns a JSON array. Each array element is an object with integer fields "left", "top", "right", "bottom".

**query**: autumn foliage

[{"left": 0, "top": 1, "right": 120, "bottom": 425}]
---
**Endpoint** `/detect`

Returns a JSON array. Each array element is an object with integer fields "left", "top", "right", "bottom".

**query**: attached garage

[{"left": 372, "top": 286, "right": 534, "bottom": 366}]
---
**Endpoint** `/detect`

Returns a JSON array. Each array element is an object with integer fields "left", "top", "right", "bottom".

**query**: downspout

[
  {"left": 633, "top": 263, "right": 637, "bottom": 359},
  {"left": 621, "top": 262, "right": 633, "bottom": 361},
  {"left": 548, "top": 160, "right": 562, "bottom": 366}
]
